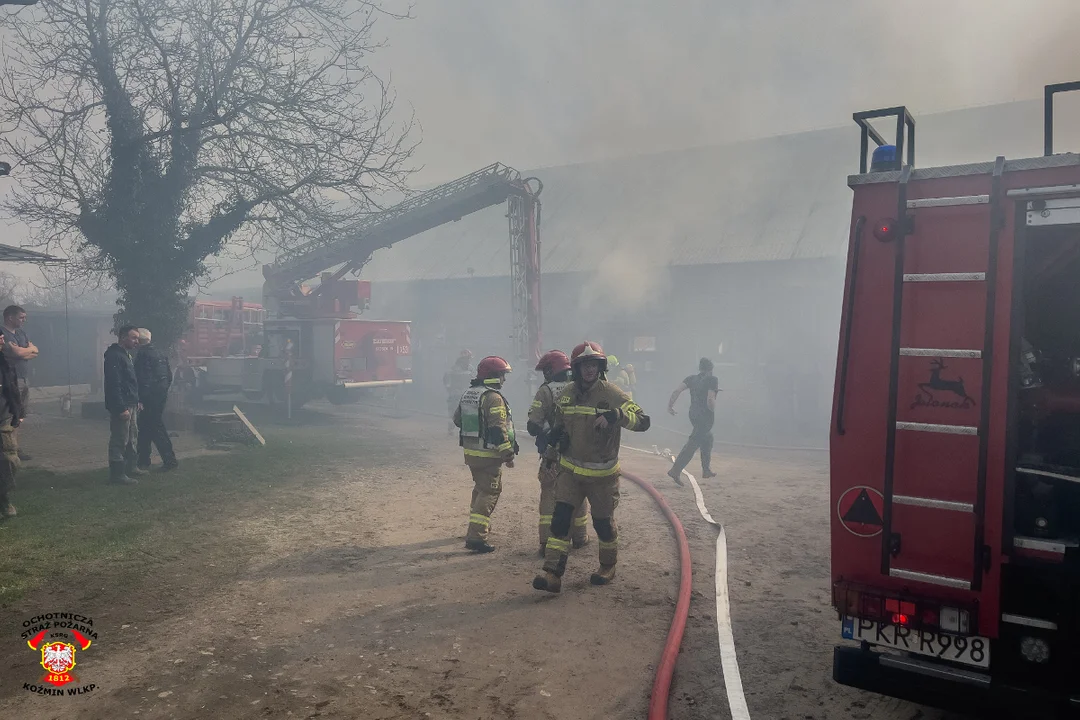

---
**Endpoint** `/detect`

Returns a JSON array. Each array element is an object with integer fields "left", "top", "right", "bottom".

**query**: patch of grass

[{"left": 0, "top": 425, "right": 399, "bottom": 607}]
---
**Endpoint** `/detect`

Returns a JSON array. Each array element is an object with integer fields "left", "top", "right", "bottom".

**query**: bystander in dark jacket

[
  {"left": 134, "top": 329, "right": 177, "bottom": 471},
  {"left": 104, "top": 326, "right": 142, "bottom": 485}
]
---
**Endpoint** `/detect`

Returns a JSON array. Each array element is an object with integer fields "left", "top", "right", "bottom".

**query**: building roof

[
  {"left": 360, "top": 128, "right": 855, "bottom": 282},
  {"left": 342, "top": 98, "right": 1076, "bottom": 283},
  {"left": 0, "top": 243, "right": 65, "bottom": 264}
]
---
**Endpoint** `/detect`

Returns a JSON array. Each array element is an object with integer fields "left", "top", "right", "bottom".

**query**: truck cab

[{"left": 831, "top": 83, "right": 1080, "bottom": 718}]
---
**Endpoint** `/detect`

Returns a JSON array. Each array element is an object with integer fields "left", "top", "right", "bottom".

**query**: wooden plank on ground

[{"left": 232, "top": 405, "right": 266, "bottom": 446}]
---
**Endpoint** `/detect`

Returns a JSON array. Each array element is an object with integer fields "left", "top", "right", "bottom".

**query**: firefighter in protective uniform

[
  {"left": 453, "top": 356, "right": 518, "bottom": 553},
  {"left": 444, "top": 349, "right": 474, "bottom": 435},
  {"left": 527, "top": 350, "right": 590, "bottom": 556},
  {"left": 608, "top": 355, "right": 633, "bottom": 400},
  {"left": 533, "top": 342, "right": 651, "bottom": 593}
]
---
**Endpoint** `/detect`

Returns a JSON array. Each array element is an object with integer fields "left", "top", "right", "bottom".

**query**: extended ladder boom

[{"left": 262, "top": 162, "right": 543, "bottom": 362}]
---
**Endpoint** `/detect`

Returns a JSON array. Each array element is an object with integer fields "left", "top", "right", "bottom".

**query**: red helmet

[
  {"left": 476, "top": 355, "right": 512, "bottom": 380},
  {"left": 535, "top": 350, "right": 571, "bottom": 374},
  {"left": 570, "top": 341, "right": 607, "bottom": 373}
]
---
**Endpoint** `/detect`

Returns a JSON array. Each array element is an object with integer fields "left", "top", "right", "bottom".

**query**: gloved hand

[
  {"left": 534, "top": 430, "right": 548, "bottom": 455},
  {"left": 600, "top": 408, "right": 620, "bottom": 423},
  {"left": 526, "top": 420, "right": 543, "bottom": 437},
  {"left": 513, "top": 440, "right": 520, "bottom": 455}
]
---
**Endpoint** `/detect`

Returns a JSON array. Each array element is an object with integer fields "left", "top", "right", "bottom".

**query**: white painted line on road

[{"left": 623, "top": 444, "right": 752, "bottom": 720}]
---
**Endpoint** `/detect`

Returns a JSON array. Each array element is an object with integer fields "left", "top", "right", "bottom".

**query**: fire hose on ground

[
  {"left": 622, "top": 446, "right": 751, "bottom": 720},
  {"left": 621, "top": 469, "right": 694, "bottom": 720},
  {"left": 354, "top": 399, "right": 750, "bottom": 718}
]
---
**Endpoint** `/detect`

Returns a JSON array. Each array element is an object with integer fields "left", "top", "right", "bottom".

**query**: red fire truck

[
  {"left": 180, "top": 298, "right": 266, "bottom": 362},
  {"left": 189, "top": 163, "right": 542, "bottom": 411},
  {"left": 831, "top": 82, "right": 1080, "bottom": 717}
]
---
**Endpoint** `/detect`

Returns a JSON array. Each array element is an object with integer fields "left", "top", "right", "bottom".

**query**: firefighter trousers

[
  {"left": 466, "top": 456, "right": 504, "bottom": 542},
  {"left": 538, "top": 458, "right": 589, "bottom": 551},
  {"left": 542, "top": 468, "right": 620, "bottom": 576}
]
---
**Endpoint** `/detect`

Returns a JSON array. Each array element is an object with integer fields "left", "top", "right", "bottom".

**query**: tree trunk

[{"left": 114, "top": 264, "right": 191, "bottom": 351}]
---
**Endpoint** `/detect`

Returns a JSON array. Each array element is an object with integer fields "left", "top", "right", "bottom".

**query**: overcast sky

[{"left": 4, "top": 0, "right": 1080, "bottom": 291}]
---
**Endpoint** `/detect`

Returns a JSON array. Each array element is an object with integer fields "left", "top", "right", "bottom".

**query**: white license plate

[{"left": 842, "top": 616, "right": 990, "bottom": 669}]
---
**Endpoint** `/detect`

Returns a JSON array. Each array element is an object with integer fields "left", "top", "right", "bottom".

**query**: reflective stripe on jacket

[
  {"left": 454, "top": 383, "right": 516, "bottom": 460},
  {"left": 552, "top": 379, "right": 649, "bottom": 477}
]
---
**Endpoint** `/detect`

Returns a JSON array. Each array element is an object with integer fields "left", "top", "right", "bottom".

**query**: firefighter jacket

[
  {"left": 550, "top": 379, "right": 650, "bottom": 478},
  {"left": 610, "top": 368, "right": 633, "bottom": 399},
  {"left": 454, "top": 381, "right": 518, "bottom": 462},
  {"left": 528, "top": 379, "right": 570, "bottom": 458},
  {"left": 444, "top": 363, "right": 473, "bottom": 396}
]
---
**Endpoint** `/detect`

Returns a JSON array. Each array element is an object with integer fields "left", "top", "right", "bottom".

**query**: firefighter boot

[
  {"left": 535, "top": 501, "right": 575, "bottom": 592},
  {"left": 590, "top": 517, "right": 618, "bottom": 586},
  {"left": 465, "top": 514, "right": 495, "bottom": 553},
  {"left": 533, "top": 537, "right": 569, "bottom": 594}
]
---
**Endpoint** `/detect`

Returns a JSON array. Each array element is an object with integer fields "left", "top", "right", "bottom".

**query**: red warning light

[{"left": 873, "top": 218, "right": 895, "bottom": 242}]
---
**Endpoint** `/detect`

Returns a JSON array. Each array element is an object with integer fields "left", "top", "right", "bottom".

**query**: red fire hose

[{"left": 622, "top": 470, "right": 693, "bottom": 720}]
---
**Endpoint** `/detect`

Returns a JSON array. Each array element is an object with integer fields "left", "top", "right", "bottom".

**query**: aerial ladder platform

[{"left": 262, "top": 163, "right": 544, "bottom": 362}]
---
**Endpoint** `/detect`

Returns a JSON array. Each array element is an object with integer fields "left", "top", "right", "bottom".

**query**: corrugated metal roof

[{"left": 358, "top": 98, "right": 1072, "bottom": 283}]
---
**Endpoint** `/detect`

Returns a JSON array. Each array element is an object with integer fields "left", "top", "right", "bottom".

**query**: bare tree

[{"left": 0, "top": 0, "right": 417, "bottom": 345}]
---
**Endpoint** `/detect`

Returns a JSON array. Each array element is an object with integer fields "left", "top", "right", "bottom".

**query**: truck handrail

[
  {"left": 853, "top": 106, "right": 916, "bottom": 174},
  {"left": 835, "top": 215, "right": 866, "bottom": 436},
  {"left": 1044, "top": 81, "right": 1080, "bottom": 156}
]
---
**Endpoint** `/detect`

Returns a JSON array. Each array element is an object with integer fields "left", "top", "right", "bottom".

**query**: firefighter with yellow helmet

[
  {"left": 527, "top": 350, "right": 590, "bottom": 556},
  {"left": 607, "top": 355, "right": 633, "bottom": 400},
  {"left": 453, "top": 355, "right": 518, "bottom": 553},
  {"left": 533, "top": 341, "right": 651, "bottom": 593}
]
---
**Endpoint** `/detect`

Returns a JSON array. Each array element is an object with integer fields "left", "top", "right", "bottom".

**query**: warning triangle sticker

[{"left": 842, "top": 489, "right": 883, "bottom": 527}]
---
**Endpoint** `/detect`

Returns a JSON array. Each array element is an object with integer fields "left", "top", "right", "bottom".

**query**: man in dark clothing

[
  {"left": 0, "top": 331, "right": 24, "bottom": 519},
  {"left": 105, "top": 325, "right": 143, "bottom": 485},
  {"left": 135, "top": 328, "right": 178, "bottom": 472},
  {"left": 2, "top": 305, "right": 38, "bottom": 462},
  {"left": 667, "top": 357, "right": 720, "bottom": 482}
]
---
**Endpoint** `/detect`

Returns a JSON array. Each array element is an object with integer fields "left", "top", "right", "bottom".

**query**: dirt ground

[{"left": 0, "top": 401, "right": 959, "bottom": 720}]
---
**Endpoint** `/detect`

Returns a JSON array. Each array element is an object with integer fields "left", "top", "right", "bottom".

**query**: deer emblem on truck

[{"left": 911, "top": 358, "right": 976, "bottom": 410}]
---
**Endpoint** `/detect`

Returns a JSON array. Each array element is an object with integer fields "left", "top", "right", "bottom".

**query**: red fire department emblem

[{"left": 39, "top": 642, "right": 77, "bottom": 687}]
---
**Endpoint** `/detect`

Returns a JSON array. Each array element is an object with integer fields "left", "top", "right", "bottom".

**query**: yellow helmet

[{"left": 607, "top": 355, "right": 620, "bottom": 367}]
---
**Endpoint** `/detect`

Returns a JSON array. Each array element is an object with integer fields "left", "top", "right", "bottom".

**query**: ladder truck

[
  {"left": 194, "top": 163, "right": 543, "bottom": 410},
  {"left": 831, "top": 82, "right": 1080, "bottom": 718}
]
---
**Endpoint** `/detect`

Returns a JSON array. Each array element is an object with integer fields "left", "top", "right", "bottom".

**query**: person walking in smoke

[
  {"left": 104, "top": 325, "right": 143, "bottom": 485},
  {"left": 453, "top": 355, "right": 518, "bottom": 553},
  {"left": 533, "top": 341, "right": 651, "bottom": 594},
  {"left": 667, "top": 357, "right": 720, "bottom": 483},
  {"left": 444, "top": 349, "right": 474, "bottom": 435},
  {"left": 527, "top": 350, "right": 589, "bottom": 556},
  {"left": 134, "top": 328, "right": 178, "bottom": 472}
]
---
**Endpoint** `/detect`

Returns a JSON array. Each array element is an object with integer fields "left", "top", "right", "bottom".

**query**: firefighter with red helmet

[
  {"left": 533, "top": 341, "right": 651, "bottom": 593},
  {"left": 527, "top": 350, "right": 590, "bottom": 556},
  {"left": 452, "top": 355, "right": 518, "bottom": 553}
]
